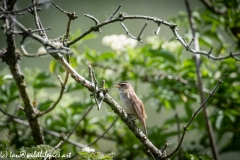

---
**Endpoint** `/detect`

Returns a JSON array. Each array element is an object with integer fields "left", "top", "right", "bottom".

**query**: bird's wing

[
  {"left": 128, "top": 91, "right": 147, "bottom": 119},
  {"left": 128, "top": 91, "right": 148, "bottom": 137}
]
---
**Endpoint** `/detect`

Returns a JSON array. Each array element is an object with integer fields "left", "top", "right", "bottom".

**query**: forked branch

[{"left": 165, "top": 73, "right": 228, "bottom": 158}]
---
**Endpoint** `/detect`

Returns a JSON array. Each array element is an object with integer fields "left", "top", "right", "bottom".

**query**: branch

[
  {"left": 5, "top": 4, "right": 232, "bottom": 159},
  {"left": 43, "top": 105, "right": 93, "bottom": 160},
  {"left": 66, "top": 13, "right": 239, "bottom": 60},
  {"left": 37, "top": 71, "right": 69, "bottom": 117},
  {"left": 175, "top": 113, "right": 181, "bottom": 160},
  {"left": 184, "top": 1, "right": 219, "bottom": 159},
  {"left": 89, "top": 66, "right": 107, "bottom": 110},
  {"left": 27, "top": 48, "right": 162, "bottom": 157},
  {"left": 107, "top": 4, "right": 122, "bottom": 21},
  {"left": 50, "top": 0, "right": 77, "bottom": 42},
  {"left": 84, "top": 14, "right": 100, "bottom": 25},
  {"left": 2, "top": 1, "right": 44, "bottom": 144},
  {"left": 120, "top": 21, "right": 147, "bottom": 43},
  {"left": 60, "top": 105, "right": 93, "bottom": 147},
  {"left": 9, "top": 16, "right": 72, "bottom": 56},
  {"left": 165, "top": 73, "right": 228, "bottom": 158},
  {"left": 88, "top": 117, "right": 119, "bottom": 146},
  {"left": 155, "top": 22, "right": 161, "bottom": 35},
  {"left": 120, "top": 22, "right": 139, "bottom": 42},
  {"left": 141, "top": 73, "right": 210, "bottom": 94},
  {"left": 1, "top": 0, "right": 50, "bottom": 15},
  {"left": 0, "top": 106, "right": 27, "bottom": 120},
  {"left": 50, "top": 0, "right": 77, "bottom": 20},
  {"left": 30, "top": 0, "right": 48, "bottom": 38},
  {"left": 89, "top": 66, "right": 101, "bottom": 110},
  {"left": 199, "top": 0, "right": 225, "bottom": 15},
  {"left": 13, "top": 118, "right": 86, "bottom": 148}
]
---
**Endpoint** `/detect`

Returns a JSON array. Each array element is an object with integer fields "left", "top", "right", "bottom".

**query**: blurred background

[{"left": 1, "top": 0, "right": 240, "bottom": 160}]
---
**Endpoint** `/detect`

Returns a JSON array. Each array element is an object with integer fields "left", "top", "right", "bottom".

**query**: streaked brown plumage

[{"left": 115, "top": 82, "right": 148, "bottom": 137}]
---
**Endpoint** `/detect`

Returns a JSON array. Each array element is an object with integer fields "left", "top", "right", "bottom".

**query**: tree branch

[
  {"left": 0, "top": 106, "right": 27, "bottom": 120},
  {"left": 13, "top": 118, "right": 86, "bottom": 148},
  {"left": 37, "top": 71, "right": 69, "bottom": 117},
  {"left": 184, "top": 1, "right": 219, "bottom": 159},
  {"left": 165, "top": 73, "right": 228, "bottom": 158},
  {"left": 66, "top": 12, "right": 239, "bottom": 60},
  {"left": 2, "top": 0, "right": 44, "bottom": 144},
  {"left": 199, "top": 0, "right": 225, "bottom": 15},
  {"left": 88, "top": 117, "right": 119, "bottom": 146}
]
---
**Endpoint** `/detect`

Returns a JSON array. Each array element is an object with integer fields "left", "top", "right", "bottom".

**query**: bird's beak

[{"left": 114, "top": 82, "right": 120, "bottom": 88}]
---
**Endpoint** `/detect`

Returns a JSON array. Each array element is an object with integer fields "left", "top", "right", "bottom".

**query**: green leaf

[
  {"left": 215, "top": 111, "right": 224, "bottom": 130},
  {"left": 33, "top": 82, "right": 58, "bottom": 89},
  {"left": 203, "top": 30, "right": 225, "bottom": 44},
  {"left": 199, "top": 35, "right": 213, "bottom": 48},
  {"left": 147, "top": 49, "right": 176, "bottom": 63},
  {"left": 85, "top": 47, "right": 97, "bottom": 61},
  {"left": 38, "top": 100, "right": 54, "bottom": 111},
  {"left": 99, "top": 52, "right": 116, "bottom": 60},
  {"left": 49, "top": 60, "right": 57, "bottom": 73},
  {"left": 36, "top": 72, "right": 50, "bottom": 81},
  {"left": 66, "top": 83, "right": 82, "bottom": 92},
  {"left": 82, "top": 33, "right": 97, "bottom": 41}
]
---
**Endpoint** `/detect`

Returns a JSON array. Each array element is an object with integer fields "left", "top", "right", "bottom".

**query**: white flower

[
  {"left": 82, "top": 147, "right": 95, "bottom": 153},
  {"left": 146, "top": 36, "right": 161, "bottom": 49},
  {"left": 161, "top": 41, "right": 181, "bottom": 52},
  {"left": 102, "top": 34, "right": 137, "bottom": 51}
]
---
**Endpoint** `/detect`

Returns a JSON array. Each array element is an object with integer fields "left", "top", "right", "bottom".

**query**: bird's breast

[{"left": 119, "top": 92, "right": 136, "bottom": 116}]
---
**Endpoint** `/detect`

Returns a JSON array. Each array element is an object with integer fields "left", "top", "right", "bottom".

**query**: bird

[{"left": 115, "top": 82, "right": 148, "bottom": 137}]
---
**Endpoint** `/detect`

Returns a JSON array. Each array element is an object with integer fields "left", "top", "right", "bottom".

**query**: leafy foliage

[{"left": 0, "top": 1, "right": 240, "bottom": 160}]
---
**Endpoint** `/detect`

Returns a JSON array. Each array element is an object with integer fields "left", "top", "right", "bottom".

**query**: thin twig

[
  {"left": 89, "top": 66, "right": 102, "bottom": 110},
  {"left": 48, "top": 104, "right": 94, "bottom": 156},
  {"left": 50, "top": 0, "right": 77, "bottom": 20},
  {"left": 137, "top": 22, "right": 147, "bottom": 43},
  {"left": 89, "top": 65, "right": 94, "bottom": 82},
  {"left": 208, "top": 47, "right": 213, "bottom": 58},
  {"left": 162, "top": 140, "right": 169, "bottom": 152},
  {"left": 147, "top": 149, "right": 156, "bottom": 160},
  {"left": 166, "top": 73, "right": 228, "bottom": 158},
  {"left": 120, "top": 21, "right": 139, "bottom": 41},
  {"left": 43, "top": 141, "right": 63, "bottom": 160},
  {"left": 107, "top": 4, "right": 122, "bottom": 21},
  {"left": 50, "top": 0, "right": 68, "bottom": 15},
  {"left": 0, "top": 106, "right": 27, "bottom": 120},
  {"left": 199, "top": 0, "right": 225, "bottom": 15},
  {"left": 88, "top": 117, "right": 118, "bottom": 146},
  {"left": 63, "top": 18, "right": 72, "bottom": 43},
  {"left": 92, "top": 70, "right": 100, "bottom": 110},
  {"left": 37, "top": 69, "right": 69, "bottom": 117},
  {"left": 31, "top": 0, "right": 47, "bottom": 37},
  {"left": 10, "top": 0, "right": 50, "bottom": 14},
  {"left": 12, "top": 118, "right": 86, "bottom": 148},
  {"left": 155, "top": 22, "right": 161, "bottom": 35},
  {"left": 54, "top": 105, "right": 93, "bottom": 148},
  {"left": 10, "top": 16, "right": 72, "bottom": 55},
  {"left": 61, "top": 12, "right": 240, "bottom": 60},
  {"left": 188, "top": 38, "right": 194, "bottom": 48},
  {"left": 84, "top": 14, "right": 99, "bottom": 25},
  {"left": 30, "top": 27, "right": 51, "bottom": 33},
  {"left": 184, "top": 1, "right": 219, "bottom": 160},
  {"left": 50, "top": 0, "right": 77, "bottom": 43},
  {"left": 175, "top": 113, "right": 181, "bottom": 160}
]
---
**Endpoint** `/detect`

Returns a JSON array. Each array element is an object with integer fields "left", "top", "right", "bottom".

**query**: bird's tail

[{"left": 140, "top": 118, "right": 148, "bottom": 138}]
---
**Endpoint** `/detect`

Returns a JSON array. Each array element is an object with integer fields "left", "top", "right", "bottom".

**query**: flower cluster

[
  {"left": 81, "top": 147, "right": 95, "bottom": 153},
  {"left": 146, "top": 36, "right": 182, "bottom": 52},
  {"left": 102, "top": 34, "right": 137, "bottom": 51}
]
